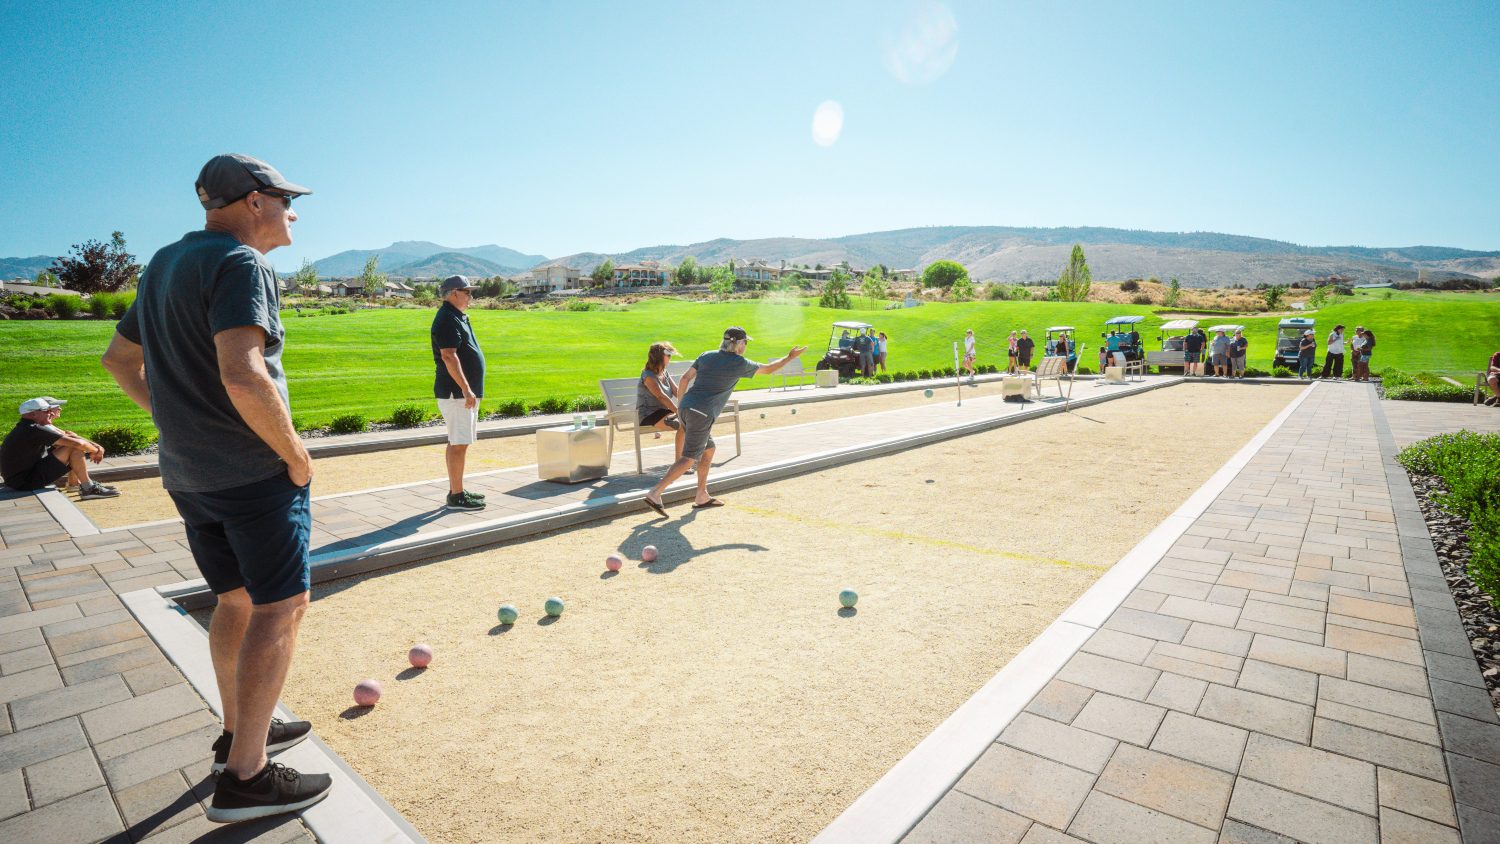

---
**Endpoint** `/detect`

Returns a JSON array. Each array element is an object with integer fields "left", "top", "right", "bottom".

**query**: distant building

[
  {"left": 521, "top": 265, "right": 583, "bottom": 295},
  {"left": 611, "top": 261, "right": 670, "bottom": 287},
  {"left": 1353, "top": 282, "right": 1394, "bottom": 290},
  {"left": 383, "top": 279, "right": 414, "bottom": 298},
  {"left": 330, "top": 279, "right": 364, "bottom": 297},
  {"left": 0, "top": 280, "right": 80, "bottom": 297},
  {"left": 733, "top": 259, "right": 782, "bottom": 284}
]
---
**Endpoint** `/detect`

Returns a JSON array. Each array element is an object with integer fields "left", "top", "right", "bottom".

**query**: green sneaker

[{"left": 445, "top": 492, "right": 485, "bottom": 511}]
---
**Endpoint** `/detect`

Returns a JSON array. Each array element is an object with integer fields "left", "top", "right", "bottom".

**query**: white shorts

[{"left": 437, "top": 398, "right": 478, "bottom": 445}]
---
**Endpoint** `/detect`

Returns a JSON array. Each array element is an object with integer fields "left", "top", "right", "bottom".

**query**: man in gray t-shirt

[
  {"left": 642, "top": 326, "right": 804, "bottom": 515},
  {"left": 101, "top": 154, "right": 331, "bottom": 822}
]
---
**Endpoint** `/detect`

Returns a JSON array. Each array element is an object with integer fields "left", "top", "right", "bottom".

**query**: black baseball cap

[
  {"left": 723, "top": 326, "right": 752, "bottom": 342},
  {"left": 439, "top": 275, "right": 475, "bottom": 294},
  {"left": 196, "top": 153, "right": 312, "bottom": 210}
]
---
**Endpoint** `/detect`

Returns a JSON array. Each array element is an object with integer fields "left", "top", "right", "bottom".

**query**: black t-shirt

[
  {"left": 431, "top": 301, "right": 486, "bottom": 399},
  {"left": 1016, "top": 337, "right": 1035, "bottom": 357},
  {"left": 1183, "top": 333, "right": 1204, "bottom": 353},
  {"left": 1, "top": 420, "right": 61, "bottom": 485}
]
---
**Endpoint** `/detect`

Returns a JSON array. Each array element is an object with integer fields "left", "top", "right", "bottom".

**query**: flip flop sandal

[
  {"left": 644, "top": 498, "right": 668, "bottom": 518},
  {"left": 692, "top": 498, "right": 725, "bottom": 510}
]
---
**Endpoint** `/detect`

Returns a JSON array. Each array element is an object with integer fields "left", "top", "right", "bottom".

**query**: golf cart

[
  {"left": 816, "top": 320, "right": 874, "bottom": 379},
  {"left": 1146, "top": 319, "right": 1198, "bottom": 372},
  {"left": 1273, "top": 317, "right": 1316, "bottom": 369},
  {"left": 1101, "top": 315, "right": 1146, "bottom": 362},
  {"left": 1044, "top": 326, "right": 1078, "bottom": 369}
]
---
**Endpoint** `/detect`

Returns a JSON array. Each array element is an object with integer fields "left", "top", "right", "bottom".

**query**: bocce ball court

[{"left": 166, "top": 382, "right": 1301, "bottom": 843}]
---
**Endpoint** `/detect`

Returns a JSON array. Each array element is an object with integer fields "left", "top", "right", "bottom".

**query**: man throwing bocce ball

[
  {"left": 642, "top": 327, "right": 804, "bottom": 514},
  {"left": 100, "top": 153, "right": 329, "bottom": 823},
  {"left": 431, "top": 274, "right": 487, "bottom": 511}
]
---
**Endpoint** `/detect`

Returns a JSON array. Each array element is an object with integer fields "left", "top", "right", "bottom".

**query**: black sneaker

[
  {"left": 207, "top": 761, "right": 332, "bottom": 824},
  {"left": 78, "top": 482, "right": 121, "bottom": 500},
  {"left": 211, "top": 718, "right": 313, "bottom": 773},
  {"left": 445, "top": 491, "right": 485, "bottom": 510}
]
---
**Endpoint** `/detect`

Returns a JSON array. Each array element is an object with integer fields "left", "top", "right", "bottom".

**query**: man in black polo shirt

[
  {"left": 431, "top": 275, "right": 486, "bottom": 510},
  {"left": 1183, "top": 329, "right": 1205, "bottom": 376}
]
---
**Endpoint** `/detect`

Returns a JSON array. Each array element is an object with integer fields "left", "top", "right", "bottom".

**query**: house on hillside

[
  {"left": 330, "top": 279, "right": 365, "bottom": 297},
  {"left": 611, "top": 261, "right": 670, "bottom": 287},
  {"left": 383, "top": 279, "right": 414, "bottom": 298},
  {"left": 519, "top": 265, "right": 583, "bottom": 295},
  {"left": 890, "top": 268, "right": 920, "bottom": 284},
  {"left": 733, "top": 259, "right": 782, "bottom": 284}
]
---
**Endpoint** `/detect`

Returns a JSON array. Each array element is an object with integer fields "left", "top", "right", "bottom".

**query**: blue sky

[{"left": 2, "top": 1, "right": 1497, "bottom": 270}]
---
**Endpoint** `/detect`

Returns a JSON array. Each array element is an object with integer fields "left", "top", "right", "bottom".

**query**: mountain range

[{"left": 6, "top": 228, "right": 1499, "bottom": 288}]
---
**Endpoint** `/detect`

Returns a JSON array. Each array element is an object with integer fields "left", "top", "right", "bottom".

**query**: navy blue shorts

[{"left": 168, "top": 473, "right": 312, "bottom": 605}]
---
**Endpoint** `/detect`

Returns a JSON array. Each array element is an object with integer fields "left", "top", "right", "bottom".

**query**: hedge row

[{"left": 1399, "top": 432, "right": 1500, "bottom": 606}]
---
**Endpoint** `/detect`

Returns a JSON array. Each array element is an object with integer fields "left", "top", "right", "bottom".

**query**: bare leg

[
  {"left": 646, "top": 455, "right": 696, "bottom": 506},
  {"left": 208, "top": 588, "right": 253, "bottom": 735},
  {"left": 225, "top": 591, "right": 310, "bottom": 779},
  {"left": 445, "top": 444, "right": 468, "bottom": 494},
  {"left": 50, "top": 444, "right": 94, "bottom": 486},
  {"left": 693, "top": 445, "right": 716, "bottom": 505},
  {"left": 1488, "top": 375, "right": 1499, "bottom": 400}
]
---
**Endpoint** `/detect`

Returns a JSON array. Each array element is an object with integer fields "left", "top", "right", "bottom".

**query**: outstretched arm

[{"left": 754, "top": 346, "right": 808, "bottom": 376}]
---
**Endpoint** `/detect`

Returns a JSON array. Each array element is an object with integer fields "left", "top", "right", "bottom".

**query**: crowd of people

[{"left": 836, "top": 328, "right": 888, "bottom": 377}]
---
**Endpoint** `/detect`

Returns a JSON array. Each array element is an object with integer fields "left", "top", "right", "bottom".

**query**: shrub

[
  {"left": 1399, "top": 432, "right": 1500, "bottom": 603},
  {"left": 1242, "top": 367, "right": 1270, "bottom": 378},
  {"left": 389, "top": 404, "right": 430, "bottom": 428},
  {"left": 846, "top": 377, "right": 878, "bottom": 385},
  {"left": 1076, "top": 366, "right": 1094, "bottom": 375},
  {"left": 1271, "top": 366, "right": 1294, "bottom": 378},
  {"left": 565, "top": 300, "right": 597, "bottom": 312},
  {"left": 328, "top": 413, "right": 369, "bottom": 434},
  {"left": 89, "top": 425, "right": 155, "bottom": 454},
  {"left": 46, "top": 294, "right": 81, "bottom": 319},
  {"left": 1131, "top": 293, "right": 1154, "bottom": 305},
  {"left": 494, "top": 398, "right": 529, "bottom": 418},
  {"left": 108, "top": 292, "right": 132, "bottom": 318},
  {"left": 1383, "top": 383, "right": 1471, "bottom": 403},
  {"left": 918, "top": 369, "right": 933, "bottom": 380},
  {"left": 536, "top": 397, "right": 569, "bottom": 415},
  {"left": 88, "top": 296, "right": 109, "bottom": 318},
  {"left": 940, "top": 366, "right": 956, "bottom": 377},
  {"left": 875, "top": 373, "right": 893, "bottom": 384},
  {"left": 1119, "top": 279, "right": 1141, "bottom": 293},
  {"left": 570, "top": 395, "right": 606, "bottom": 412},
  {"left": 1378, "top": 368, "right": 1417, "bottom": 389}
]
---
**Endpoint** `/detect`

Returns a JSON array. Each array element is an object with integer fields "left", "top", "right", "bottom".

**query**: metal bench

[{"left": 771, "top": 357, "right": 814, "bottom": 391}]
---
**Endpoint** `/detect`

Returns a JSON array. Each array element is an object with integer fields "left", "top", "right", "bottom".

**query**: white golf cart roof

[
  {"left": 1159, "top": 319, "right": 1198, "bottom": 331},
  {"left": 1207, "top": 324, "right": 1245, "bottom": 332},
  {"left": 832, "top": 321, "right": 873, "bottom": 330},
  {"left": 1105, "top": 315, "right": 1146, "bottom": 325},
  {"left": 1045, "top": 326, "right": 1075, "bottom": 332},
  {"left": 1277, "top": 317, "right": 1315, "bottom": 329}
]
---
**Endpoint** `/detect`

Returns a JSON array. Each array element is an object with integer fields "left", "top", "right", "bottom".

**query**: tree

[
  {"left": 921, "top": 260, "right": 968, "bottom": 289},
  {"left": 950, "top": 276, "right": 976, "bottom": 302},
  {"left": 591, "top": 259, "right": 615, "bottom": 286},
  {"left": 820, "top": 270, "right": 852, "bottom": 309},
  {"left": 1308, "top": 284, "right": 1331, "bottom": 309},
  {"left": 706, "top": 265, "right": 736, "bottom": 299},
  {"left": 1262, "top": 283, "right": 1288, "bottom": 311},
  {"left": 50, "top": 231, "right": 141, "bottom": 294},
  {"left": 1165, "top": 277, "right": 1182, "bottom": 307},
  {"left": 673, "top": 256, "right": 699, "bottom": 286},
  {"left": 288, "top": 259, "right": 319, "bottom": 294},
  {"left": 1055, "top": 244, "right": 1091, "bottom": 302},
  {"left": 358, "top": 256, "right": 387, "bottom": 297},
  {"left": 32, "top": 269, "right": 60, "bottom": 288},
  {"left": 860, "top": 266, "right": 889, "bottom": 307}
]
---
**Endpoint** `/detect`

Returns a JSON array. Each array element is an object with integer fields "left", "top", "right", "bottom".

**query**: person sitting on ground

[
  {"left": 1016, "top": 330, "right": 1035, "bottom": 373},
  {"left": 1, "top": 397, "right": 119, "bottom": 499},
  {"left": 1297, "top": 329, "right": 1317, "bottom": 379},
  {"left": 1485, "top": 348, "right": 1500, "bottom": 406},
  {"left": 638, "top": 341, "right": 685, "bottom": 459},
  {"left": 642, "top": 327, "right": 804, "bottom": 515},
  {"left": 1211, "top": 329, "right": 1231, "bottom": 377},
  {"left": 1230, "top": 329, "right": 1249, "bottom": 378},
  {"left": 1182, "top": 328, "right": 1205, "bottom": 376}
]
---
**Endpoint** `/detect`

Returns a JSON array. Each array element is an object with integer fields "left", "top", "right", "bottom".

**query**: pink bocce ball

[
  {"left": 605, "top": 554, "right": 623, "bottom": 572},
  {"left": 408, "top": 644, "right": 433, "bottom": 668},
  {"left": 642, "top": 545, "right": 658, "bottom": 563},
  {"left": 354, "top": 679, "right": 382, "bottom": 707}
]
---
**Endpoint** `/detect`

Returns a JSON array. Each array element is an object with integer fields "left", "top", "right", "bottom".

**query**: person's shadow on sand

[{"left": 620, "top": 510, "right": 767, "bottom": 574}]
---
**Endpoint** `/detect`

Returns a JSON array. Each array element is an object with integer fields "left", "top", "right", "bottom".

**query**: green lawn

[{"left": 4, "top": 293, "right": 1497, "bottom": 432}]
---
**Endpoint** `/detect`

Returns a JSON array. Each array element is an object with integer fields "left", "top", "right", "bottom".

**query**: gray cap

[
  {"left": 19, "top": 396, "right": 65, "bottom": 414},
  {"left": 196, "top": 153, "right": 312, "bottom": 210},
  {"left": 439, "top": 275, "right": 474, "bottom": 294}
]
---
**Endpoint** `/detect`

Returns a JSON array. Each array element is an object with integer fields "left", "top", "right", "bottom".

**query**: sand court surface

[
  {"left": 247, "top": 383, "right": 1300, "bottom": 843},
  {"left": 77, "top": 385, "right": 974, "bottom": 529}
]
